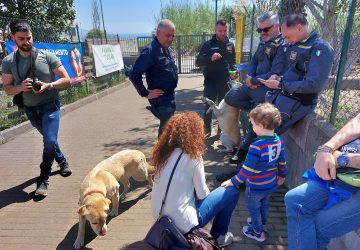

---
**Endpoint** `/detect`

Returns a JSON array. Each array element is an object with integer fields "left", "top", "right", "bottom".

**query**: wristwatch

[
  {"left": 317, "top": 145, "right": 334, "bottom": 154},
  {"left": 337, "top": 153, "right": 349, "bottom": 168}
]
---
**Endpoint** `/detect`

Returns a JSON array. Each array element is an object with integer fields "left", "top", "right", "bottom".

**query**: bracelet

[{"left": 317, "top": 145, "right": 334, "bottom": 154}]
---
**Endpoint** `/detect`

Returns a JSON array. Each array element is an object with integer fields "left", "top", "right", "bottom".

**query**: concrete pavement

[{"left": 0, "top": 75, "right": 288, "bottom": 249}]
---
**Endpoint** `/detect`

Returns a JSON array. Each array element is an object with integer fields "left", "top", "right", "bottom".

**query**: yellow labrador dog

[
  {"left": 203, "top": 97, "right": 240, "bottom": 153},
  {"left": 73, "top": 149, "right": 154, "bottom": 249}
]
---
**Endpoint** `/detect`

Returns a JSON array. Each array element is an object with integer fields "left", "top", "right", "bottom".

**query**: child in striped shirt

[{"left": 222, "top": 102, "right": 287, "bottom": 242}]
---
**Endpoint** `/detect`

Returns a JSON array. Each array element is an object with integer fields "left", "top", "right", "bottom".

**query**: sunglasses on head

[{"left": 257, "top": 25, "right": 274, "bottom": 33}]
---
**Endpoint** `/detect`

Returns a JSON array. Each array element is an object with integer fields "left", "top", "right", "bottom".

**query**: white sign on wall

[{"left": 92, "top": 44, "right": 124, "bottom": 77}]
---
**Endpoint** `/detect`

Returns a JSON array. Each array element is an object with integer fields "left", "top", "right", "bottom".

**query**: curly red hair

[{"left": 150, "top": 112, "right": 206, "bottom": 177}]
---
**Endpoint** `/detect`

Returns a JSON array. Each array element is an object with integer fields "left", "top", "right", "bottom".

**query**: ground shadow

[
  {"left": 0, "top": 169, "right": 66, "bottom": 208},
  {"left": 56, "top": 188, "right": 151, "bottom": 250},
  {"left": 121, "top": 240, "right": 154, "bottom": 249}
]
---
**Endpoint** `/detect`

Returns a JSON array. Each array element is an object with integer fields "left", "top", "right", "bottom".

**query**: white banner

[{"left": 92, "top": 44, "right": 124, "bottom": 77}]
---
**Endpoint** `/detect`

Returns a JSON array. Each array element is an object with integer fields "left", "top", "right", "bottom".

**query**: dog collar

[{"left": 83, "top": 190, "right": 106, "bottom": 199}]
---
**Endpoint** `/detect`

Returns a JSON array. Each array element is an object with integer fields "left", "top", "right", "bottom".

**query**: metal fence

[{"left": 244, "top": 0, "right": 360, "bottom": 127}]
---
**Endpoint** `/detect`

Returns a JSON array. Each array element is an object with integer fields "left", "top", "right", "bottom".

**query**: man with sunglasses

[
  {"left": 260, "top": 13, "right": 334, "bottom": 140},
  {"left": 130, "top": 19, "right": 178, "bottom": 137},
  {"left": 216, "top": 12, "right": 286, "bottom": 182},
  {"left": 196, "top": 19, "right": 237, "bottom": 137}
]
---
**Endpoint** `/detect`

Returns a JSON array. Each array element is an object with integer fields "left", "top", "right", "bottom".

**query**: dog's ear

[{"left": 78, "top": 204, "right": 90, "bottom": 216}]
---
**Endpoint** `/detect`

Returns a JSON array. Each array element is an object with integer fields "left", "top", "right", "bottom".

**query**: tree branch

[{"left": 304, "top": 0, "right": 324, "bottom": 25}]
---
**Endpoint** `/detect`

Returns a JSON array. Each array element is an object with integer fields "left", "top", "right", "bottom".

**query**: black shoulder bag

[
  {"left": 12, "top": 49, "right": 38, "bottom": 108},
  {"left": 145, "top": 152, "right": 192, "bottom": 250}
]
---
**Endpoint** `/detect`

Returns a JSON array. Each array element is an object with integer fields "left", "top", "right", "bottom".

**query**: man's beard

[{"left": 17, "top": 43, "right": 32, "bottom": 52}]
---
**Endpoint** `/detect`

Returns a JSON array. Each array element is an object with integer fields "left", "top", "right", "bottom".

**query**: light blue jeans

[
  {"left": 245, "top": 187, "right": 271, "bottom": 233},
  {"left": 285, "top": 180, "right": 360, "bottom": 250},
  {"left": 196, "top": 186, "right": 240, "bottom": 238}
]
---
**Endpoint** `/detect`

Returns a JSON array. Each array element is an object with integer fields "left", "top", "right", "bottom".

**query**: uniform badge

[
  {"left": 315, "top": 50, "right": 323, "bottom": 56},
  {"left": 283, "top": 47, "right": 287, "bottom": 53},
  {"left": 265, "top": 47, "right": 271, "bottom": 55},
  {"left": 290, "top": 51, "right": 297, "bottom": 61}
]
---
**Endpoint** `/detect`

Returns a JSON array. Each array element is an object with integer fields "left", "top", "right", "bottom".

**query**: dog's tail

[{"left": 202, "top": 97, "right": 219, "bottom": 115}]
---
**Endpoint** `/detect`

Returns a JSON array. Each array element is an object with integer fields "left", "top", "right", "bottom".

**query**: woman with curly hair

[{"left": 150, "top": 112, "right": 240, "bottom": 247}]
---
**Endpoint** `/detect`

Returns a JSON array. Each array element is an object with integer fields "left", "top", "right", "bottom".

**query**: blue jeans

[
  {"left": 196, "top": 186, "right": 240, "bottom": 238},
  {"left": 245, "top": 187, "right": 271, "bottom": 233},
  {"left": 24, "top": 99, "right": 66, "bottom": 180},
  {"left": 285, "top": 180, "right": 360, "bottom": 250}
]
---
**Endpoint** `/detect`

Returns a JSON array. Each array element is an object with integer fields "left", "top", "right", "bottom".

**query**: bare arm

[
  {"left": 50, "top": 65, "right": 71, "bottom": 90},
  {"left": 2, "top": 73, "right": 32, "bottom": 95},
  {"left": 315, "top": 114, "right": 360, "bottom": 180}
]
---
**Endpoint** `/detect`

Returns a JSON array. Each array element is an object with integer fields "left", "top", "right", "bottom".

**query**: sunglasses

[{"left": 256, "top": 25, "right": 274, "bottom": 33}]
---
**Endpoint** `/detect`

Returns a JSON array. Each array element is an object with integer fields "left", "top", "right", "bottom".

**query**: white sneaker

[
  {"left": 246, "top": 217, "right": 268, "bottom": 233},
  {"left": 217, "top": 231, "right": 234, "bottom": 247}
]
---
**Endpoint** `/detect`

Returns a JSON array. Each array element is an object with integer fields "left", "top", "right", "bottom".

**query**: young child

[{"left": 222, "top": 102, "right": 287, "bottom": 242}]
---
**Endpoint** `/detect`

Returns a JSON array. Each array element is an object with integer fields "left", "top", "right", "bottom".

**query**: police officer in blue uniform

[
  {"left": 196, "top": 19, "right": 237, "bottom": 136},
  {"left": 224, "top": 12, "right": 287, "bottom": 165},
  {"left": 129, "top": 19, "right": 178, "bottom": 137},
  {"left": 261, "top": 14, "right": 334, "bottom": 134}
]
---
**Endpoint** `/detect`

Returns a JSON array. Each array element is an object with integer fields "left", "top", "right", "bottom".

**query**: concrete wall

[{"left": 284, "top": 113, "right": 360, "bottom": 249}]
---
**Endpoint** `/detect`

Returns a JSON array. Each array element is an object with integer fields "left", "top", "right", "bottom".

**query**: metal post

[
  {"left": 177, "top": 35, "right": 182, "bottom": 74},
  {"left": 76, "top": 24, "right": 81, "bottom": 42},
  {"left": 280, "top": 0, "right": 284, "bottom": 21},
  {"left": 329, "top": 0, "right": 357, "bottom": 124},
  {"left": 99, "top": 0, "right": 108, "bottom": 43},
  {"left": 215, "top": 0, "right": 218, "bottom": 25},
  {"left": 249, "top": 4, "right": 255, "bottom": 61}
]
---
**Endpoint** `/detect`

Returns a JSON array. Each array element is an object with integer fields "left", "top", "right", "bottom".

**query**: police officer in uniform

[
  {"left": 196, "top": 19, "right": 237, "bottom": 137},
  {"left": 130, "top": 19, "right": 178, "bottom": 137},
  {"left": 260, "top": 14, "right": 334, "bottom": 134},
  {"left": 224, "top": 12, "right": 286, "bottom": 166},
  {"left": 218, "top": 14, "right": 334, "bottom": 183}
]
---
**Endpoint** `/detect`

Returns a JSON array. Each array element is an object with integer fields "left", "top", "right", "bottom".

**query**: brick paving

[{"left": 0, "top": 75, "right": 288, "bottom": 250}]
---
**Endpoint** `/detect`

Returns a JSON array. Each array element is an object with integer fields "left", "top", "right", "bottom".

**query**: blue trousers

[
  {"left": 148, "top": 98, "right": 176, "bottom": 137},
  {"left": 24, "top": 99, "right": 66, "bottom": 180},
  {"left": 196, "top": 186, "right": 240, "bottom": 238}
]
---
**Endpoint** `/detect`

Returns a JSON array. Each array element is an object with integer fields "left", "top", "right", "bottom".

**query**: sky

[{"left": 74, "top": 0, "right": 235, "bottom": 36}]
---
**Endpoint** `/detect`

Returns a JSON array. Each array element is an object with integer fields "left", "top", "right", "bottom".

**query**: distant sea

[{"left": 109, "top": 33, "right": 152, "bottom": 38}]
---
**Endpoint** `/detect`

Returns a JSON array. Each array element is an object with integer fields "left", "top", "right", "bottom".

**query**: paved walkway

[{"left": 0, "top": 75, "right": 288, "bottom": 250}]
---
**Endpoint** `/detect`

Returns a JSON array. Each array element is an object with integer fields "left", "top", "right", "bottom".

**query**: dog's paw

[
  {"left": 73, "top": 238, "right": 84, "bottom": 249},
  {"left": 109, "top": 209, "right": 119, "bottom": 217}
]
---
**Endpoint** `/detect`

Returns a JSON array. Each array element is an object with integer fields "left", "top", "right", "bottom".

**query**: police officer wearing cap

[
  {"left": 224, "top": 12, "right": 287, "bottom": 166},
  {"left": 196, "top": 19, "right": 237, "bottom": 136},
  {"left": 129, "top": 19, "right": 178, "bottom": 137}
]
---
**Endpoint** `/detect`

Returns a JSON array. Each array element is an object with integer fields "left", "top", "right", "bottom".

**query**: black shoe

[
  {"left": 216, "top": 171, "right": 238, "bottom": 183},
  {"left": 59, "top": 160, "right": 72, "bottom": 177},
  {"left": 229, "top": 148, "right": 248, "bottom": 164},
  {"left": 35, "top": 179, "right": 49, "bottom": 197}
]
